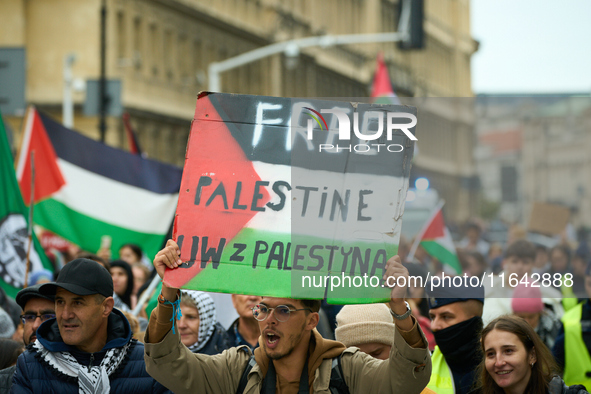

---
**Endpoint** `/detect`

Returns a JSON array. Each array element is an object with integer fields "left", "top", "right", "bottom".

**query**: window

[
  {"left": 133, "top": 17, "right": 142, "bottom": 70},
  {"left": 117, "top": 11, "right": 126, "bottom": 60}
]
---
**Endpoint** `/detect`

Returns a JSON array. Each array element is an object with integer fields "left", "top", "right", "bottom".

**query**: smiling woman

[{"left": 478, "top": 315, "right": 589, "bottom": 394}]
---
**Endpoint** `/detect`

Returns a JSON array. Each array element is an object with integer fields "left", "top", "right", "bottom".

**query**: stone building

[
  {"left": 522, "top": 97, "right": 591, "bottom": 229},
  {"left": 1, "top": 0, "right": 478, "bottom": 221},
  {"left": 474, "top": 94, "right": 591, "bottom": 230}
]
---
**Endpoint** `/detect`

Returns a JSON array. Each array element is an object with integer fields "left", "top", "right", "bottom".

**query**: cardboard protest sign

[
  {"left": 165, "top": 92, "right": 416, "bottom": 303},
  {"left": 528, "top": 202, "right": 570, "bottom": 236}
]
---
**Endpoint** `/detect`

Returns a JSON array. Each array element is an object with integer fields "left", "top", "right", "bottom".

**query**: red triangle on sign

[{"left": 165, "top": 95, "right": 271, "bottom": 288}]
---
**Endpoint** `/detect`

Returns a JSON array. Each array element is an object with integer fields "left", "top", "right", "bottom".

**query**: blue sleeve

[
  {"left": 552, "top": 322, "right": 565, "bottom": 371},
  {"left": 153, "top": 379, "right": 174, "bottom": 394},
  {"left": 9, "top": 353, "right": 33, "bottom": 394}
]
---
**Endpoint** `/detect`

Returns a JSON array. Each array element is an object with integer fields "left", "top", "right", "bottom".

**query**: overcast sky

[{"left": 470, "top": 0, "right": 591, "bottom": 94}]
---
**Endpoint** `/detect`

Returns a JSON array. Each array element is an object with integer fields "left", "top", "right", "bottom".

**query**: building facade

[
  {"left": 1, "top": 0, "right": 478, "bottom": 221},
  {"left": 474, "top": 95, "right": 591, "bottom": 231}
]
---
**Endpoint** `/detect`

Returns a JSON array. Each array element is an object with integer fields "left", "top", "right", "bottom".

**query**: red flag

[
  {"left": 422, "top": 209, "right": 446, "bottom": 239},
  {"left": 15, "top": 107, "right": 66, "bottom": 205},
  {"left": 370, "top": 53, "right": 401, "bottom": 104},
  {"left": 123, "top": 112, "right": 145, "bottom": 157}
]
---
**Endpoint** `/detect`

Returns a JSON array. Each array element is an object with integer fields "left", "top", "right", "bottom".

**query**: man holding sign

[{"left": 143, "top": 239, "right": 431, "bottom": 394}]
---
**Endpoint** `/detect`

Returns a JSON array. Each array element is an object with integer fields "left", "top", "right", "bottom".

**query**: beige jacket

[{"left": 144, "top": 303, "right": 432, "bottom": 394}]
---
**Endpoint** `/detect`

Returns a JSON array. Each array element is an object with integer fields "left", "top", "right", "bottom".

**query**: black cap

[
  {"left": 40, "top": 258, "right": 113, "bottom": 298},
  {"left": 425, "top": 278, "right": 485, "bottom": 310},
  {"left": 16, "top": 283, "right": 55, "bottom": 310}
]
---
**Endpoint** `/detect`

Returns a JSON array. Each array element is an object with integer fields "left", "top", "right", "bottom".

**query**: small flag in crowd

[
  {"left": 15, "top": 107, "right": 182, "bottom": 259},
  {"left": 0, "top": 111, "right": 52, "bottom": 298},
  {"left": 370, "top": 53, "right": 401, "bottom": 105},
  {"left": 407, "top": 201, "right": 462, "bottom": 274},
  {"left": 123, "top": 112, "right": 145, "bottom": 157}
]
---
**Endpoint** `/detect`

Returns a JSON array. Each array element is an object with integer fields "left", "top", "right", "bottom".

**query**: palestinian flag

[
  {"left": 410, "top": 202, "right": 461, "bottom": 274},
  {"left": 16, "top": 107, "right": 182, "bottom": 259},
  {"left": 165, "top": 92, "right": 417, "bottom": 303},
  {"left": 0, "top": 112, "right": 52, "bottom": 297},
  {"left": 370, "top": 53, "right": 401, "bottom": 105}
]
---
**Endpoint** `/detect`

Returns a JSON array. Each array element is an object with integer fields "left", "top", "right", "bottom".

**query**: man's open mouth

[{"left": 265, "top": 331, "right": 281, "bottom": 348}]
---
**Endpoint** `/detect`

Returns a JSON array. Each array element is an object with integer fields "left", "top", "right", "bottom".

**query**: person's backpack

[{"left": 236, "top": 354, "right": 350, "bottom": 394}]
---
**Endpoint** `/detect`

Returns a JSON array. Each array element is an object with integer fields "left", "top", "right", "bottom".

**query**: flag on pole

[
  {"left": 123, "top": 112, "right": 145, "bottom": 157},
  {"left": 15, "top": 107, "right": 182, "bottom": 259},
  {"left": 407, "top": 201, "right": 462, "bottom": 274},
  {"left": 0, "top": 111, "right": 52, "bottom": 298},
  {"left": 16, "top": 108, "right": 65, "bottom": 205},
  {"left": 370, "top": 53, "right": 401, "bottom": 105}
]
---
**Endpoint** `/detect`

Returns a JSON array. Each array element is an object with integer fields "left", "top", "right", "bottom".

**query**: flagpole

[
  {"left": 131, "top": 274, "right": 162, "bottom": 317},
  {"left": 406, "top": 199, "right": 445, "bottom": 263},
  {"left": 23, "top": 151, "right": 35, "bottom": 289}
]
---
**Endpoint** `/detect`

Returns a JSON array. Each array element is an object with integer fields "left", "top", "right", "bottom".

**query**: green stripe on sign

[
  {"left": 420, "top": 240, "right": 462, "bottom": 274},
  {"left": 35, "top": 198, "right": 166, "bottom": 259},
  {"left": 181, "top": 227, "right": 397, "bottom": 303}
]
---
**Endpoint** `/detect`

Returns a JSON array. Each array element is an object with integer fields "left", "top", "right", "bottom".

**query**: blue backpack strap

[
  {"left": 329, "top": 354, "right": 350, "bottom": 394},
  {"left": 236, "top": 353, "right": 257, "bottom": 394}
]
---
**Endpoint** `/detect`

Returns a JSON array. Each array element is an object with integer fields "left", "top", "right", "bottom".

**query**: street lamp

[
  {"left": 207, "top": 0, "right": 421, "bottom": 92},
  {"left": 208, "top": 32, "right": 409, "bottom": 92}
]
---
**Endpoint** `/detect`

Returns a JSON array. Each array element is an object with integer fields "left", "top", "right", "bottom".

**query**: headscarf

[
  {"left": 181, "top": 290, "right": 216, "bottom": 353},
  {"left": 109, "top": 260, "right": 134, "bottom": 309}
]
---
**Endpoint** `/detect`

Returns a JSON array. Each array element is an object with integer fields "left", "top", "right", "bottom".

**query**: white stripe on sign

[
  {"left": 52, "top": 159, "right": 178, "bottom": 234},
  {"left": 244, "top": 161, "right": 406, "bottom": 241}
]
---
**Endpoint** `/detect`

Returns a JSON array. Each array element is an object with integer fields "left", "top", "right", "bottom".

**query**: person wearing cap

[
  {"left": 511, "top": 283, "right": 561, "bottom": 351},
  {"left": 426, "top": 280, "right": 485, "bottom": 394},
  {"left": 10, "top": 258, "right": 170, "bottom": 394},
  {"left": 335, "top": 304, "right": 436, "bottom": 394},
  {"left": 0, "top": 284, "right": 55, "bottom": 394},
  {"left": 552, "top": 262, "right": 591, "bottom": 388},
  {"left": 15, "top": 283, "right": 56, "bottom": 346}
]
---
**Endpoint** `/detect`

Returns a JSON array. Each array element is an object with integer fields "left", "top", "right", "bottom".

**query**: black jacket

[
  {"left": 10, "top": 308, "right": 170, "bottom": 393},
  {"left": 0, "top": 365, "right": 16, "bottom": 394},
  {"left": 193, "top": 322, "right": 231, "bottom": 356}
]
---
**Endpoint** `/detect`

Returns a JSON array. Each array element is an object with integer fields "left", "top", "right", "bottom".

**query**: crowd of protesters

[{"left": 0, "top": 220, "right": 590, "bottom": 393}]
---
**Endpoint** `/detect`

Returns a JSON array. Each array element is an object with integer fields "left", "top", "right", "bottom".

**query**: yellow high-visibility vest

[
  {"left": 561, "top": 302, "right": 591, "bottom": 388},
  {"left": 427, "top": 347, "right": 455, "bottom": 394},
  {"left": 561, "top": 283, "right": 580, "bottom": 312}
]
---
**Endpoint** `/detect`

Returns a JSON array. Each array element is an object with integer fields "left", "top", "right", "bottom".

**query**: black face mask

[{"left": 433, "top": 316, "right": 483, "bottom": 367}]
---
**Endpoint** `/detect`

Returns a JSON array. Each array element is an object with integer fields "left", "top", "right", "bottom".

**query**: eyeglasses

[
  {"left": 251, "top": 304, "right": 311, "bottom": 322},
  {"left": 20, "top": 314, "right": 56, "bottom": 325}
]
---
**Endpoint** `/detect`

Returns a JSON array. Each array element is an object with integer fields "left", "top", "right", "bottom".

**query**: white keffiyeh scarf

[
  {"left": 181, "top": 290, "right": 217, "bottom": 353},
  {"left": 33, "top": 339, "right": 131, "bottom": 394}
]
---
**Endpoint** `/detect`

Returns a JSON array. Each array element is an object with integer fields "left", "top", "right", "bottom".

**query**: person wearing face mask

[
  {"left": 178, "top": 290, "right": 231, "bottom": 355},
  {"left": 426, "top": 280, "right": 485, "bottom": 394}
]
